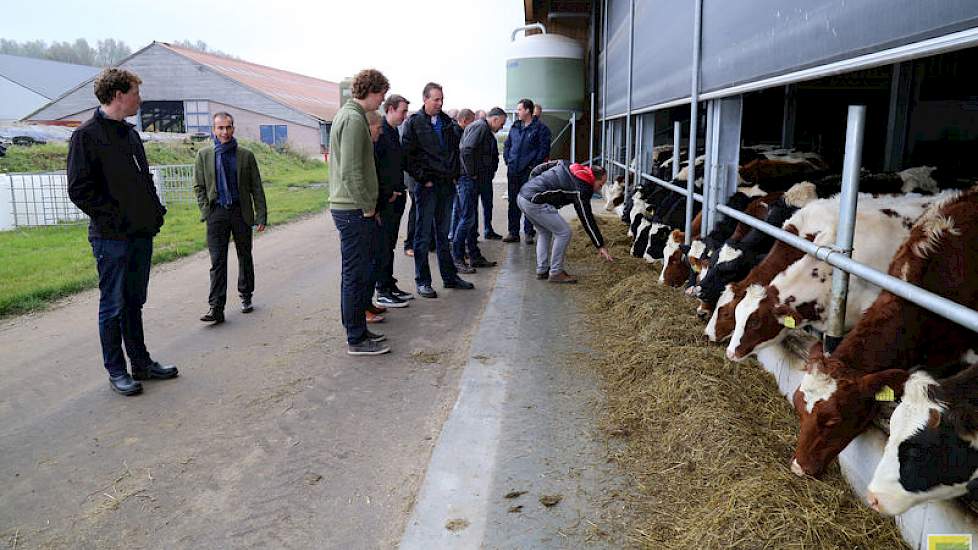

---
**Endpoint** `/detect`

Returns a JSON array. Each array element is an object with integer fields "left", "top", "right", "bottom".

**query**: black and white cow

[{"left": 867, "top": 353, "right": 978, "bottom": 515}]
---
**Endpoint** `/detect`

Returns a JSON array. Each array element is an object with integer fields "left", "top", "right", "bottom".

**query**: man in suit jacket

[{"left": 193, "top": 112, "right": 267, "bottom": 324}]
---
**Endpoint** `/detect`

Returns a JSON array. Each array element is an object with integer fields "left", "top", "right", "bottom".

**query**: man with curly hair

[
  {"left": 67, "top": 68, "right": 178, "bottom": 395},
  {"left": 328, "top": 68, "right": 392, "bottom": 355}
]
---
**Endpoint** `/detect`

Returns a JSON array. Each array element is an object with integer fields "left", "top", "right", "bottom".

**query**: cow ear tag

[
  {"left": 782, "top": 316, "right": 796, "bottom": 329},
  {"left": 875, "top": 385, "right": 895, "bottom": 402},
  {"left": 691, "top": 264, "right": 701, "bottom": 273}
]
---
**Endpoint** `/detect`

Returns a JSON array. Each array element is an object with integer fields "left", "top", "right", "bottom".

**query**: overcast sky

[{"left": 2, "top": 0, "right": 526, "bottom": 111}]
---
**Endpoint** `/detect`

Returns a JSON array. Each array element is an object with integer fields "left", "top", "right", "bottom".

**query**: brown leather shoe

[
  {"left": 367, "top": 304, "right": 387, "bottom": 314},
  {"left": 366, "top": 311, "right": 385, "bottom": 323},
  {"left": 405, "top": 249, "right": 415, "bottom": 257},
  {"left": 548, "top": 271, "right": 578, "bottom": 284}
]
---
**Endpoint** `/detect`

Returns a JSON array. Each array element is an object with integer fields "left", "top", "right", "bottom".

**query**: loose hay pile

[{"left": 564, "top": 216, "right": 907, "bottom": 549}]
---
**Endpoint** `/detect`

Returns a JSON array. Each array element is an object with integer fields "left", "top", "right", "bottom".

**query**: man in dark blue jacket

[
  {"left": 401, "top": 82, "right": 474, "bottom": 298},
  {"left": 503, "top": 98, "right": 550, "bottom": 244},
  {"left": 67, "top": 68, "right": 178, "bottom": 396},
  {"left": 454, "top": 107, "right": 506, "bottom": 269}
]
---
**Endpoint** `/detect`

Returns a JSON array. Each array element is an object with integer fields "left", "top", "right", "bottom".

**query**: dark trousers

[
  {"left": 206, "top": 203, "right": 254, "bottom": 309},
  {"left": 90, "top": 236, "right": 154, "bottom": 376},
  {"left": 507, "top": 169, "right": 535, "bottom": 237},
  {"left": 413, "top": 183, "right": 458, "bottom": 286},
  {"left": 452, "top": 176, "right": 482, "bottom": 261},
  {"left": 331, "top": 209, "right": 375, "bottom": 345},
  {"left": 376, "top": 194, "right": 407, "bottom": 290},
  {"left": 478, "top": 176, "right": 495, "bottom": 236},
  {"left": 404, "top": 189, "right": 417, "bottom": 251}
]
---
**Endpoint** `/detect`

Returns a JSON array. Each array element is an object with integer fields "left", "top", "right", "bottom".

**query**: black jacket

[
  {"left": 401, "top": 108, "right": 460, "bottom": 187},
  {"left": 459, "top": 118, "right": 499, "bottom": 180},
  {"left": 519, "top": 160, "right": 605, "bottom": 248},
  {"left": 374, "top": 117, "right": 405, "bottom": 209},
  {"left": 68, "top": 109, "right": 166, "bottom": 239}
]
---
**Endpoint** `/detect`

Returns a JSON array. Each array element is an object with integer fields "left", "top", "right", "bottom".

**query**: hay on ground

[{"left": 563, "top": 216, "right": 907, "bottom": 550}]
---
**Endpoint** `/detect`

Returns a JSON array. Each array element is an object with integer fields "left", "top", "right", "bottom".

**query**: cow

[
  {"left": 603, "top": 175, "right": 625, "bottom": 212},
  {"left": 739, "top": 152, "right": 830, "bottom": 190},
  {"left": 660, "top": 190, "right": 774, "bottom": 287},
  {"left": 693, "top": 181, "right": 820, "bottom": 309},
  {"left": 790, "top": 187, "right": 978, "bottom": 478},
  {"left": 866, "top": 356, "right": 978, "bottom": 515},
  {"left": 726, "top": 193, "right": 937, "bottom": 362}
]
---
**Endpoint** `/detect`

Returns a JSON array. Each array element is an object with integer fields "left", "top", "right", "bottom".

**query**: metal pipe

[
  {"left": 639, "top": 171, "right": 704, "bottom": 202},
  {"left": 716, "top": 202, "right": 978, "bottom": 334},
  {"left": 685, "top": 0, "right": 703, "bottom": 246},
  {"left": 623, "top": 0, "right": 635, "bottom": 196},
  {"left": 571, "top": 113, "right": 577, "bottom": 163},
  {"left": 596, "top": 25, "right": 978, "bottom": 123},
  {"left": 600, "top": 0, "right": 608, "bottom": 166},
  {"left": 635, "top": 115, "right": 644, "bottom": 185},
  {"left": 510, "top": 23, "right": 546, "bottom": 41},
  {"left": 672, "top": 121, "right": 681, "bottom": 180},
  {"left": 703, "top": 100, "right": 716, "bottom": 236},
  {"left": 825, "top": 106, "right": 866, "bottom": 354},
  {"left": 588, "top": 93, "right": 595, "bottom": 167},
  {"left": 548, "top": 11, "right": 589, "bottom": 21}
]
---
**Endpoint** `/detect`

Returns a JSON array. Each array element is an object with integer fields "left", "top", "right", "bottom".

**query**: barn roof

[
  {"left": 0, "top": 53, "right": 100, "bottom": 100},
  {"left": 159, "top": 43, "right": 339, "bottom": 122}
]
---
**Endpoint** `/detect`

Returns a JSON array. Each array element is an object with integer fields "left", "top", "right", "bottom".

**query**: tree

[{"left": 96, "top": 38, "right": 131, "bottom": 66}]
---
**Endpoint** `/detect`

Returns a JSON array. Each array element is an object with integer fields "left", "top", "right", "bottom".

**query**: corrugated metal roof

[
  {"left": 0, "top": 53, "right": 100, "bottom": 99},
  {"left": 160, "top": 43, "right": 340, "bottom": 122},
  {"left": 0, "top": 76, "right": 50, "bottom": 120}
]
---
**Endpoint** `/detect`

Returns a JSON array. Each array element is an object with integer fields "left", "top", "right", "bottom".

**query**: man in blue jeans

[
  {"left": 453, "top": 107, "right": 507, "bottom": 270},
  {"left": 503, "top": 98, "right": 550, "bottom": 244},
  {"left": 328, "top": 68, "right": 391, "bottom": 355},
  {"left": 401, "top": 82, "right": 474, "bottom": 298},
  {"left": 67, "top": 68, "right": 178, "bottom": 395}
]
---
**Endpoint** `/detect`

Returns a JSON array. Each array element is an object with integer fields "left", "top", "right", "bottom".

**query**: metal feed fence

[{"left": 2, "top": 165, "right": 195, "bottom": 229}]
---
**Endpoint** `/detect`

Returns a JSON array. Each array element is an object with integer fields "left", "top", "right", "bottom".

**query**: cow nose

[
  {"left": 685, "top": 286, "right": 698, "bottom": 297},
  {"left": 725, "top": 348, "right": 737, "bottom": 361},
  {"left": 790, "top": 459, "right": 806, "bottom": 477},
  {"left": 867, "top": 492, "right": 881, "bottom": 512}
]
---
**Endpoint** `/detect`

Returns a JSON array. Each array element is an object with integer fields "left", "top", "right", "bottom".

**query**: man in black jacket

[
  {"left": 401, "top": 82, "right": 474, "bottom": 298},
  {"left": 67, "top": 68, "right": 178, "bottom": 396},
  {"left": 454, "top": 107, "right": 506, "bottom": 269},
  {"left": 517, "top": 161, "right": 614, "bottom": 283},
  {"left": 373, "top": 94, "right": 414, "bottom": 307}
]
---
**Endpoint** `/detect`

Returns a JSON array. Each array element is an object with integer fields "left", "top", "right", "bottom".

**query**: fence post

[{"left": 825, "top": 105, "right": 866, "bottom": 355}]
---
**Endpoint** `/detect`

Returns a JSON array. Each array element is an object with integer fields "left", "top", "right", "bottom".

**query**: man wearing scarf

[{"left": 194, "top": 112, "right": 267, "bottom": 324}]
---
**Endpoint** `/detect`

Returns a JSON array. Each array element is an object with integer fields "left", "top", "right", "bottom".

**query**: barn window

[
  {"left": 184, "top": 100, "right": 211, "bottom": 135},
  {"left": 260, "top": 124, "right": 288, "bottom": 147},
  {"left": 140, "top": 101, "right": 185, "bottom": 133}
]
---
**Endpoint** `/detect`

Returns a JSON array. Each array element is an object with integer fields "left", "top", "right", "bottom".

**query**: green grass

[{"left": 0, "top": 142, "right": 328, "bottom": 317}]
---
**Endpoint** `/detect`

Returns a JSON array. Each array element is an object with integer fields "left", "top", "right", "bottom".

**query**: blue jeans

[
  {"left": 450, "top": 192, "right": 460, "bottom": 241},
  {"left": 90, "top": 237, "right": 154, "bottom": 376},
  {"left": 376, "top": 194, "right": 406, "bottom": 291},
  {"left": 452, "top": 176, "right": 482, "bottom": 261},
  {"left": 331, "top": 209, "right": 374, "bottom": 345},
  {"left": 413, "top": 183, "right": 458, "bottom": 286},
  {"left": 507, "top": 169, "right": 535, "bottom": 237},
  {"left": 478, "top": 176, "right": 495, "bottom": 236}
]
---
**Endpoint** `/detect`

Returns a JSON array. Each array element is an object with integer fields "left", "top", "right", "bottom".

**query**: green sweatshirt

[{"left": 328, "top": 99, "right": 379, "bottom": 211}]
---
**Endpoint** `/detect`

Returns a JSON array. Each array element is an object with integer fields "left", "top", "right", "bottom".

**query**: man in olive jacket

[{"left": 194, "top": 112, "right": 267, "bottom": 324}]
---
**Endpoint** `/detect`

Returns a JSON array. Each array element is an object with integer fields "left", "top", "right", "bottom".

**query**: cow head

[
  {"left": 704, "top": 284, "right": 740, "bottom": 342},
  {"left": 791, "top": 345, "right": 910, "bottom": 477},
  {"left": 726, "top": 284, "right": 787, "bottom": 361},
  {"left": 660, "top": 231, "right": 696, "bottom": 287},
  {"left": 696, "top": 244, "right": 748, "bottom": 309},
  {"left": 867, "top": 368, "right": 978, "bottom": 515},
  {"left": 644, "top": 224, "right": 674, "bottom": 261}
]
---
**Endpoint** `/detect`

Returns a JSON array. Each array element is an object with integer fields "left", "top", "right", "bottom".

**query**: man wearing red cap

[{"left": 517, "top": 161, "right": 614, "bottom": 283}]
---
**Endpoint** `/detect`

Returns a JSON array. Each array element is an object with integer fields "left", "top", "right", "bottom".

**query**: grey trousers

[{"left": 517, "top": 195, "right": 571, "bottom": 276}]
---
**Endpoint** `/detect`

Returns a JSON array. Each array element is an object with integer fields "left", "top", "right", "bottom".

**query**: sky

[{"left": 1, "top": 0, "right": 527, "bottom": 111}]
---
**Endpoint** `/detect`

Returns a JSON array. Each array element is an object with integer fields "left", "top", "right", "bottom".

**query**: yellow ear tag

[
  {"left": 691, "top": 264, "right": 701, "bottom": 273},
  {"left": 875, "top": 385, "right": 895, "bottom": 402},
  {"left": 782, "top": 316, "right": 796, "bottom": 329}
]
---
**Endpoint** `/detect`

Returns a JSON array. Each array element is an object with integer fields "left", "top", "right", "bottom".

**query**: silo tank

[{"left": 506, "top": 32, "right": 584, "bottom": 114}]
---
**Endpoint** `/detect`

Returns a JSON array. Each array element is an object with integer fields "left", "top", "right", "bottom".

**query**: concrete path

[{"left": 0, "top": 181, "right": 629, "bottom": 549}]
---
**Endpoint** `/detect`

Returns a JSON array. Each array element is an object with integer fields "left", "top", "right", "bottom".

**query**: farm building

[
  {"left": 516, "top": 0, "right": 978, "bottom": 547},
  {"left": 0, "top": 53, "right": 99, "bottom": 122},
  {"left": 24, "top": 42, "right": 338, "bottom": 155}
]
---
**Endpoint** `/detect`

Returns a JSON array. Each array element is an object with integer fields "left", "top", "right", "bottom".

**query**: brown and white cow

[
  {"left": 725, "top": 194, "right": 936, "bottom": 362},
  {"left": 866, "top": 357, "right": 978, "bottom": 515},
  {"left": 791, "top": 187, "right": 978, "bottom": 478}
]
